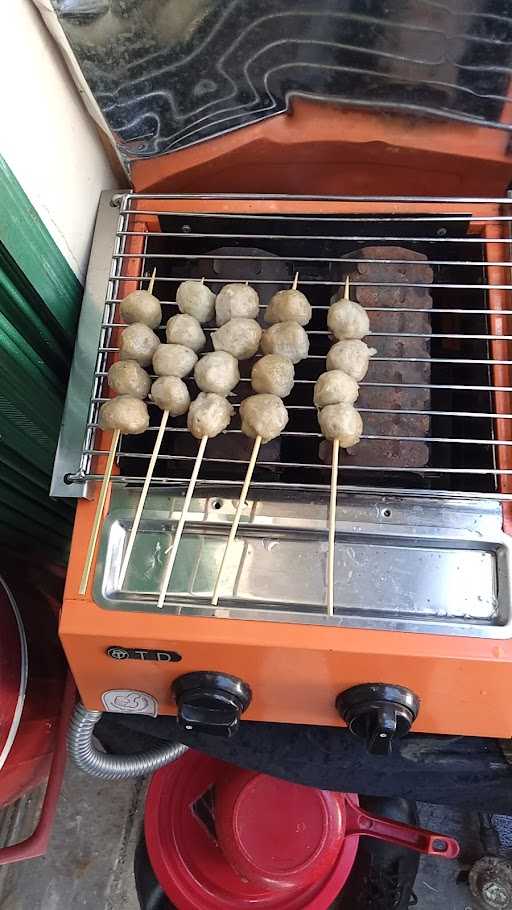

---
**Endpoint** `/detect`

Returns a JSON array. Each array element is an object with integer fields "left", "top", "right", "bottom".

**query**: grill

[
  {"left": 52, "top": 11, "right": 512, "bottom": 737},
  {"left": 72, "top": 194, "right": 512, "bottom": 504},
  {"left": 53, "top": 193, "right": 512, "bottom": 643}
]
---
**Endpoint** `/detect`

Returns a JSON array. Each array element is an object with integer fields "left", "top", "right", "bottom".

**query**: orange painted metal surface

[
  {"left": 61, "top": 196, "right": 512, "bottom": 736},
  {"left": 132, "top": 99, "right": 512, "bottom": 198}
]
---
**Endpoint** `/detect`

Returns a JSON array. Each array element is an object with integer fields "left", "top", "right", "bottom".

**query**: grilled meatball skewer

[
  {"left": 157, "top": 393, "right": 235, "bottom": 609},
  {"left": 320, "top": 277, "right": 366, "bottom": 615},
  {"left": 79, "top": 395, "right": 150, "bottom": 595},
  {"left": 119, "top": 376, "right": 192, "bottom": 587}
]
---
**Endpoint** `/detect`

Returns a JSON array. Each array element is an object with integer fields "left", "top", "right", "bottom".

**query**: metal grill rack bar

[{"left": 70, "top": 194, "right": 512, "bottom": 502}]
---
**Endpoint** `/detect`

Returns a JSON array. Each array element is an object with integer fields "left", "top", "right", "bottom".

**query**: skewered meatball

[
  {"left": 212, "top": 318, "right": 262, "bottom": 359},
  {"left": 318, "top": 403, "right": 363, "bottom": 447},
  {"left": 107, "top": 360, "right": 150, "bottom": 399},
  {"left": 260, "top": 322, "right": 309, "bottom": 364},
  {"left": 187, "top": 392, "right": 234, "bottom": 439},
  {"left": 99, "top": 396, "right": 149, "bottom": 435},
  {"left": 176, "top": 280, "right": 215, "bottom": 323},
  {"left": 215, "top": 284, "right": 259, "bottom": 326},
  {"left": 314, "top": 370, "right": 359, "bottom": 409},
  {"left": 153, "top": 343, "right": 197, "bottom": 378},
  {"left": 327, "top": 298, "right": 370, "bottom": 340},
  {"left": 265, "top": 289, "right": 312, "bottom": 326},
  {"left": 326, "top": 339, "right": 377, "bottom": 381},
  {"left": 120, "top": 290, "right": 161, "bottom": 329},
  {"left": 150, "top": 376, "right": 190, "bottom": 416},
  {"left": 251, "top": 354, "right": 294, "bottom": 398},
  {"left": 239, "top": 394, "right": 289, "bottom": 444},
  {"left": 194, "top": 351, "right": 240, "bottom": 396},
  {"left": 166, "top": 313, "right": 206, "bottom": 353},
  {"left": 120, "top": 323, "right": 160, "bottom": 367}
]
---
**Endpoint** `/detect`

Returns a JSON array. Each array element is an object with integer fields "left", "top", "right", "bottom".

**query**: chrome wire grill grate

[{"left": 77, "top": 194, "right": 512, "bottom": 501}]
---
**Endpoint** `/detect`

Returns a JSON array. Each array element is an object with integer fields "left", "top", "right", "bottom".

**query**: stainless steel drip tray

[{"left": 94, "top": 489, "right": 511, "bottom": 638}]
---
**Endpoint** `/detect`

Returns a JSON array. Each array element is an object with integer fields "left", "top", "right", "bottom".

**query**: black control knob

[
  {"left": 336, "top": 683, "right": 420, "bottom": 756},
  {"left": 172, "top": 671, "right": 252, "bottom": 738}
]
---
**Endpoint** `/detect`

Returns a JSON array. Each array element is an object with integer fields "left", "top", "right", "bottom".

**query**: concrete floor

[{"left": 0, "top": 760, "right": 508, "bottom": 909}]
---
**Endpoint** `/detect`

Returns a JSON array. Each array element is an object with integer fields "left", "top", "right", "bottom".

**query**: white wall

[{"left": 0, "top": 0, "right": 120, "bottom": 282}]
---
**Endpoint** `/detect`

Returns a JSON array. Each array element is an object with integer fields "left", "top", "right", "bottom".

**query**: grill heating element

[{"left": 69, "top": 195, "right": 512, "bottom": 505}]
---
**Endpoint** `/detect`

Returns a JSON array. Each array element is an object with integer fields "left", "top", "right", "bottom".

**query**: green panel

[
  {"left": 0, "top": 155, "right": 84, "bottom": 562},
  {"left": 0, "top": 157, "right": 81, "bottom": 346}
]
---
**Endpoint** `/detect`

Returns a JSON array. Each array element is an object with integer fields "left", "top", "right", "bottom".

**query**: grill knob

[
  {"left": 172, "top": 671, "right": 252, "bottom": 738},
  {"left": 336, "top": 683, "right": 420, "bottom": 756}
]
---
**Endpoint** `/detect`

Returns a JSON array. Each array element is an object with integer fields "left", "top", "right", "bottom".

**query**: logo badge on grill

[
  {"left": 107, "top": 646, "right": 182, "bottom": 662},
  {"left": 101, "top": 690, "right": 158, "bottom": 716}
]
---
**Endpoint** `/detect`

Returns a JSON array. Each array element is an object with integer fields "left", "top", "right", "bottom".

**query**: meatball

[
  {"left": 212, "top": 318, "right": 262, "bottom": 360},
  {"left": 120, "top": 290, "right": 161, "bottom": 329},
  {"left": 318, "top": 403, "right": 363, "bottom": 447},
  {"left": 166, "top": 313, "right": 205, "bottom": 353},
  {"left": 327, "top": 299, "right": 370, "bottom": 340},
  {"left": 260, "top": 322, "right": 309, "bottom": 364},
  {"left": 239, "top": 394, "right": 289, "bottom": 444},
  {"left": 98, "top": 396, "right": 149, "bottom": 435},
  {"left": 120, "top": 323, "right": 160, "bottom": 367},
  {"left": 107, "top": 360, "right": 150, "bottom": 399},
  {"left": 251, "top": 354, "right": 294, "bottom": 398},
  {"left": 153, "top": 343, "right": 197, "bottom": 378},
  {"left": 326, "top": 339, "right": 377, "bottom": 381},
  {"left": 150, "top": 376, "right": 190, "bottom": 416},
  {"left": 314, "top": 370, "right": 359, "bottom": 409},
  {"left": 194, "top": 351, "right": 240, "bottom": 396},
  {"left": 187, "top": 392, "right": 234, "bottom": 439},
  {"left": 265, "top": 289, "right": 312, "bottom": 326},
  {"left": 176, "top": 280, "right": 215, "bottom": 323},
  {"left": 215, "top": 283, "right": 259, "bottom": 326}
]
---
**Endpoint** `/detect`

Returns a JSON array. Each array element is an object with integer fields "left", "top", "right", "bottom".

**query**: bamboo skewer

[
  {"left": 327, "top": 438, "right": 340, "bottom": 616},
  {"left": 79, "top": 429, "right": 121, "bottom": 595},
  {"left": 157, "top": 434, "right": 208, "bottom": 609},
  {"left": 116, "top": 265, "right": 161, "bottom": 585},
  {"left": 119, "top": 410, "right": 169, "bottom": 587},
  {"left": 211, "top": 434, "right": 262, "bottom": 606},
  {"left": 292, "top": 271, "right": 299, "bottom": 290},
  {"left": 326, "top": 276, "right": 351, "bottom": 614}
]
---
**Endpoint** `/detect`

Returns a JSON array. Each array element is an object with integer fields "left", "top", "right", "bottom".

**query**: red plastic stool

[{"left": 145, "top": 750, "right": 459, "bottom": 910}]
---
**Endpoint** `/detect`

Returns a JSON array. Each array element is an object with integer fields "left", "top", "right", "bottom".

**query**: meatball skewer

[
  {"left": 118, "top": 375, "right": 191, "bottom": 587},
  {"left": 156, "top": 393, "right": 234, "bottom": 609},
  {"left": 322, "top": 276, "right": 366, "bottom": 615},
  {"left": 80, "top": 274, "right": 159, "bottom": 594},
  {"left": 210, "top": 395, "right": 289, "bottom": 606},
  {"left": 79, "top": 395, "right": 150, "bottom": 595}
]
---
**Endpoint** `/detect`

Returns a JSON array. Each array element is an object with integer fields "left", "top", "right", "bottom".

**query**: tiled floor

[{"left": 0, "top": 759, "right": 508, "bottom": 909}]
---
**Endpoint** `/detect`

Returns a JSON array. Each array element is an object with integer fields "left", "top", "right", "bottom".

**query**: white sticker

[{"left": 101, "top": 689, "right": 158, "bottom": 717}]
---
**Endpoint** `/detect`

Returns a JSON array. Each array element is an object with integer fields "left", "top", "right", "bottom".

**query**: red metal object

[
  {"left": 0, "top": 671, "right": 75, "bottom": 865},
  {"left": 145, "top": 751, "right": 459, "bottom": 910},
  {"left": 0, "top": 572, "right": 76, "bottom": 863},
  {"left": 0, "top": 568, "right": 67, "bottom": 808}
]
